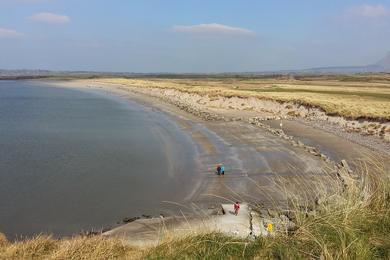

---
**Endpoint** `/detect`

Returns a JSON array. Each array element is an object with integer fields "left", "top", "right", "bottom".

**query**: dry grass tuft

[
  {"left": 0, "top": 235, "right": 141, "bottom": 260},
  {"left": 52, "top": 236, "right": 140, "bottom": 259},
  {"left": 1, "top": 235, "right": 57, "bottom": 259},
  {"left": 0, "top": 233, "right": 8, "bottom": 248}
]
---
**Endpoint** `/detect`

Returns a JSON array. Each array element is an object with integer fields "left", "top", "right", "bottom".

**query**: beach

[
  {"left": 39, "top": 78, "right": 389, "bottom": 243},
  {"left": 0, "top": 78, "right": 388, "bottom": 255}
]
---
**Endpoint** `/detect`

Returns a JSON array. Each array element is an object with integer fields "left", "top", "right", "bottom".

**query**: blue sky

[{"left": 1, "top": 0, "right": 390, "bottom": 72}]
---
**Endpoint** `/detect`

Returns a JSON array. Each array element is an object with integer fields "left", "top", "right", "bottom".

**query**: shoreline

[
  {"left": 44, "top": 78, "right": 390, "bottom": 197},
  {"left": 46, "top": 78, "right": 390, "bottom": 158},
  {"left": 36, "top": 79, "right": 389, "bottom": 243}
]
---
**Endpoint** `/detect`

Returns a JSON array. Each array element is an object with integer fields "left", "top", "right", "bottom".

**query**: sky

[{"left": 0, "top": 0, "right": 390, "bottom": 73}]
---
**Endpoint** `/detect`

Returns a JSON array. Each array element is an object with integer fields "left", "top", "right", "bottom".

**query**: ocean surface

[{"left": 0, "top": 80, "right": 197, "bottom": 240}]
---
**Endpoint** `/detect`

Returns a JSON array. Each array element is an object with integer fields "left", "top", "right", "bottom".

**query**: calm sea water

[{"left": 0, "top": 81, "right": 197, "bottom": 239}]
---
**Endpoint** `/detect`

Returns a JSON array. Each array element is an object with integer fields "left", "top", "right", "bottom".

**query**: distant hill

[
  {"left": 299, "top": 65, "right": 384, "bottom": 74},
  {"left": 300, "top": 52, "right": 390, "bottom": 74},
  {"left": 1, "top": 52, "right": 390, "bottom": 77},
  {"left": 375, "top": 52, "right": 390, "bottom": 71}
]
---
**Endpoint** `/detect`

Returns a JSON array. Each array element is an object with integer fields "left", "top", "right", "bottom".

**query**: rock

[
  {"left": 307, "top": 146, "right": 320, "bottom": 156},
  {"left": 123, "top": 217, "right": 140, "bottom": 223},
  {"left": 281, "top": 210, "right": 297, "bottom": 222},
  {"left": 315, "top": 196, "right": 323, "bottom": 206},
  {"left": 266, "top": 214, "right": 297, "bottom": 234},
  {"left": 81, "top": 230, "right": 100, "bottom": 237},
  {"left": 341, "top": 159, "right": 353, "bottom": 173},
  {"left": 320, "top": 154, "right": 327, "bottom": 160},
  {"left": 280, "top": 215, "right": 297, "bottom": 232},
  {"left": 297, "top": 140, "right": 304, "bottom": 147},
  {"left": 259, "top": 209, "right": 270, "bottom": 218},
  {"left": 250, "top": 211, "right": 268, "bottom": 237},
  {"left": 337, "top": 167, "right": 356, "bottom": 189},
  {"left": 281, "top": 134, "right": 289, "bottom": 140},
  {"left": 267, "top": 209, "right": 278, "bottom": 218}
]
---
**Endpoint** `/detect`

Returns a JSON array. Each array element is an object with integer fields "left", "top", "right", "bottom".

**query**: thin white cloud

[
  {"left": 345, "top": 4, "right": 390, "bottom": 18},
  {"left": 0, "top": 27, "right": 23, "bottom": 38},
  {"left": 172, "top": 23, "right": 254, "bottom": 35},
  {"left": 19, "top": 0, "right": 52, "bottom": 3},
  {"left": 0, "top": 0, "right": 52, "bottom": 3},
  {"left": 29, "top": 12, "right": 70, "bottom": 23}
]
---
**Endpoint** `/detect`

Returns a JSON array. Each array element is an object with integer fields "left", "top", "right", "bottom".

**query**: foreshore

[
  {"left": 47, "top": 78, "right": 390, "bottom": 159},
  {"left": 43, "top": 78, "right": 389, "bottom": 244}
]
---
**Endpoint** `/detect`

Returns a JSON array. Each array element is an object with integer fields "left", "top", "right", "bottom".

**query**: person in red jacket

[{"left": 234, "top": 202, "right": 240, "bottom": 216}]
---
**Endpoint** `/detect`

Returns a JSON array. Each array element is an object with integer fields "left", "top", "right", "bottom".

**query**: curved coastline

[
  {"left": 0, "top": 80, "right": 201, "bottom": 240},
  {"left": 5, "top": 78, "right": 388, "bottom": 243}
]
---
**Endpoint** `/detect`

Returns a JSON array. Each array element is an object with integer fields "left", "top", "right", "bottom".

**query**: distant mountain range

[
  {"left": 1, "top": 52, "right": 390, "bottom": 77},
  {"left": 295, "top": 52, "right": 390, "bottom": 74}
]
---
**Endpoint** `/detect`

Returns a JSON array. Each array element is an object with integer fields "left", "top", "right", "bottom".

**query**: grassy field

[
  {"left": 91, "top": 74, "right": 390, "bottom": 120},
  {"left": 1, "top": 159, "right": 389, "bottom": 259}
]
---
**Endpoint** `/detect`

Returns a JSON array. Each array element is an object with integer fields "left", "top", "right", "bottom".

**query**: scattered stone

[
  {"left": 341, "top": 159, "right": 353, "bottom": 173},
  {"left": 336, "top": 165, "right": 356, "bottom": 190},
  {"left": 81, "top": 230, "right": 101, "bottom": 237},
  {"left": 123, "top": 217, "right": 140, "bottom": 223},
  {"left": 320, "top": 154, "right": 327, "bottom": 160},
  {"left": 259, "top": 209, "right": 270, "bottom": 218},
  {"left": 267, "top": 208, "right": 278, "bottom": 218},
  {"left": 279, "top": 214, "right": 297, "bottom": 232},
  {"left": 281, "top": 210, "right": 297, "bottom": 222},
  {"left": 251, "top": 211, "right": 268, "bottom": 237},
  {"left": 315, "top": 196, "right": 323, "bottom": 206}
]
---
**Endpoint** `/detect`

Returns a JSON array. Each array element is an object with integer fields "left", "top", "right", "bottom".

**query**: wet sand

[
  {"left": 42, "top": 79, "right": 390, "bottom": 244},
  {"left": 46, "top": 79, "right": 376, "bottom": 209}
]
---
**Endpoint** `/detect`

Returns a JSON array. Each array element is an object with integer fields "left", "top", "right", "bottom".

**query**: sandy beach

[
  {"left": 39, "top": 78, "right": 389, "bottom": 244},
  {"left": 46, "top": 79, "right": 390, "bottom": 205}
]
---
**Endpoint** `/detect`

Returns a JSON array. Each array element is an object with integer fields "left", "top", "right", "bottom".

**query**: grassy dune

[
  {"left": 1, "top": 159, "right": 389, "bottom": 259},
  {"left": 94, "top": 75, "right": 390, "bottom": 120}
]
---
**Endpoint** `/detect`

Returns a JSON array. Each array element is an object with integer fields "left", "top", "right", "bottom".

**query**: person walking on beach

[
  {"left": 234, "top": 202, "right": 240, "bottom": 216},
  {"left": 221, "top": 165, "right": 225, "bottom": 175},
  {"left": 216, "top": 165, "right": 221, "bottom": 175}
]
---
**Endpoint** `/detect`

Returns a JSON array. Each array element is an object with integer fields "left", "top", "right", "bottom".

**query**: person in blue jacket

[{"left": 221, "top": 165, "right": 225, "bottom": 175}]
